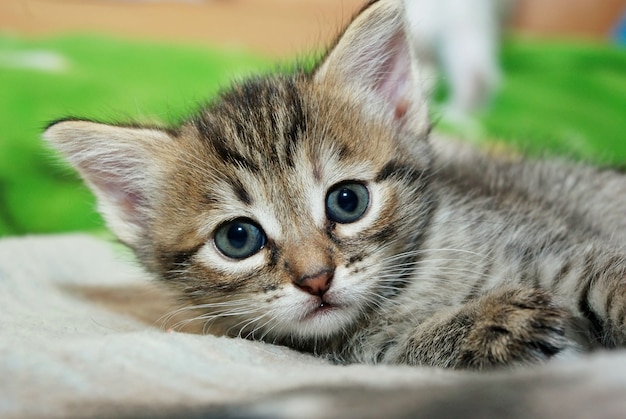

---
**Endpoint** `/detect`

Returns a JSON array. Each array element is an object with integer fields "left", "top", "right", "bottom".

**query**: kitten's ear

[
  {"left": 314, "top": 0, "right": 428, "bottom": 133},
  {"left": 44, "top": 120, "right": 173, "bottom": 247}
]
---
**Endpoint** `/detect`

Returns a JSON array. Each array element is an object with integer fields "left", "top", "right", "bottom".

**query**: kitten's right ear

[
  {"left": 314, "top": 0, "right": 428, "bottom": 135},
  {"left": 44, "top": 120, "right": 173, "bottom": 248}
]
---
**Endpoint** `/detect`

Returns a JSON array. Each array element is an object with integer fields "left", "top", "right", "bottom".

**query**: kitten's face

[
  {"left": 148, "top": 77, "right": 432, "bottom": 340},
  {"left": 45, "top": 0, "right": 432, "bottom": 343}
]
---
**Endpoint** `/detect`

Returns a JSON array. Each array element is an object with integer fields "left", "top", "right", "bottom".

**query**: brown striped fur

[{"left": 44, "top": 0, "right": 626, "bottom": 369}]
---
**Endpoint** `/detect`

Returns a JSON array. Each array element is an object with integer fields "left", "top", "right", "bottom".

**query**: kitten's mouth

[
  {"left": 305, "top": 301, "right": 338, "bottom": 319},
  {"left": 317, "top": 301, "right": 333, "bottom": 310}
]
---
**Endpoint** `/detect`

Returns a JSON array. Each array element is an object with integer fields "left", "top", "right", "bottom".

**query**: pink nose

[{"left": 294, "top": 270, "right": 333, "bottom": 297}]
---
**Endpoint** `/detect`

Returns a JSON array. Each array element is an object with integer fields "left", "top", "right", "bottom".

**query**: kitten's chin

[
  {"left": 303, "top": 302, "right": 339, "bottom": 321},
  {"left": 287, "top": 300, "right": 358, "bottom": 339},
  {"left": 267, "top": 288, "right": 366, "bottom": 340}
]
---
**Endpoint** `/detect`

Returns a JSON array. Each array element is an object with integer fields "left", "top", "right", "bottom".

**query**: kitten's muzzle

[{"left": 294, "top": 270, "right": 334, "bottom": 297}]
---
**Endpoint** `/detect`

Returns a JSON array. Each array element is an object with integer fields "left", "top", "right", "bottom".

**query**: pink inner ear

[
  {"left": 109, "top": 185, "right": 145, "bottom": 221},
  {"left": 79, "top": 159, "right": 148, "bottom": 228},
  {"left": 374, "top": 32, "right": 414, "bottom": 124}
]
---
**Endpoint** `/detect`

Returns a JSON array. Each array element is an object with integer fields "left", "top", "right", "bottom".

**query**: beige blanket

[{"left": 2, "top": 234, "right": 626, "bottom": 418}]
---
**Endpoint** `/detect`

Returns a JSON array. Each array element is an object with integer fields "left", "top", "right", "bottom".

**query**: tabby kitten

[{"left": 45, "top": 0, "right": 626, "bottom": 370}]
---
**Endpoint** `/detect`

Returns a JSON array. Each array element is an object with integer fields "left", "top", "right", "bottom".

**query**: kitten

[{"left": 44, "top": 0, "right": 626, "bottom": 370}]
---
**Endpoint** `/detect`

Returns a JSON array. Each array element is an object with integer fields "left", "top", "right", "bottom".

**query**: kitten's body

[{"left": 45, "top": 0, "right": 626, "bottom": 370}]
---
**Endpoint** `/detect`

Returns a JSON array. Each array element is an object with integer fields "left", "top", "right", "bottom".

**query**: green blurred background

[
  {"left": 0, "top": 34, "right": 271, "bottom": 236},
  {"left": 1, "top": 0, "right": 625, "bottom": 238}
]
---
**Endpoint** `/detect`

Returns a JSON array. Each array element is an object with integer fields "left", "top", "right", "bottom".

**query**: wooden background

[{"left": 1, "top": 0, "right": 624, "bottom": 58}]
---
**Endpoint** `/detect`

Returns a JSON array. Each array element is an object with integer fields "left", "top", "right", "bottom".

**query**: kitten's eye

[
  {"left": 214, "top": 219, "right": 266, "bottom": 259},
  {"left": 326, "top": 182, "right": 370, "bottom": 224}
]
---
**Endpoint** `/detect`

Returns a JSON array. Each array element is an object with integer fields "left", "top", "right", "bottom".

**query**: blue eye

[
  {"left": 214, "top": 219, "right": 266, "bottom": 259},
  {"left": 326, "top": 182, "right": 369, "bottom": 223}
]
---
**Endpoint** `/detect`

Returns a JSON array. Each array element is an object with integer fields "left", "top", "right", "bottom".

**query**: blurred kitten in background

[{"left": 405, "top": 0, "right": 514, "bottom": 124}]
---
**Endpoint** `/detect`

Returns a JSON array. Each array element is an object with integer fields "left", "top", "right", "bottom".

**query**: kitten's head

[{"left": 45, "top": 0, "right": 433, "bottom": 343}]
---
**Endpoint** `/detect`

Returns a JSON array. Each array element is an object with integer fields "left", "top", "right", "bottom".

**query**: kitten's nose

[{"left": 294, "top": 270, "right": 334, "bottom": 297}]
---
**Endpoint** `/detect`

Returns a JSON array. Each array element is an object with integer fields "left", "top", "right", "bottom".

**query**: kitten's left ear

[
  {"left": 43, "top": 120, "right": 174, "bottom": 249},
  {"left": 314, "top": 0, "right": 428, "bottom": 135}
]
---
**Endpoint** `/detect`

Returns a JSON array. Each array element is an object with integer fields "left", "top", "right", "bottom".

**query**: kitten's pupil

[
  {"left": 214, "top": 219, "right": 266, "bottom": 259},
  {"left": 337, "top": 189, "right": 358, "bottom": 213},
  {"left": 326, "top": 182, "right": 370, "bottom": 224},
  {"left": 228, "top": 225, "right": 249, "bottom": 249}
]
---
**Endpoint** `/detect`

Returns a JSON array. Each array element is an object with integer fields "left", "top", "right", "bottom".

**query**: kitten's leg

[{"left": 385, "top": 287, "right": 573, "bottom": 370}]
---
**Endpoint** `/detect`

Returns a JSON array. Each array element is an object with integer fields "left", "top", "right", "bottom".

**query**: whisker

[
  {"left": 158, "top": 297, "right": 259, "bottom": 330},
  {"left": 382, "top": 248, "right": 493, "bottom": 263}
]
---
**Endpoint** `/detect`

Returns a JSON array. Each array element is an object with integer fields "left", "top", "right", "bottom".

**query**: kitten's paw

[{"left": 456, "top": 287, "right": 572, "bottom": 370}]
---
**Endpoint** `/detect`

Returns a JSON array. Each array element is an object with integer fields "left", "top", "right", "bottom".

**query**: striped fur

[{"left": 44, "top": 0, "right": 626, "bottom": 369}]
